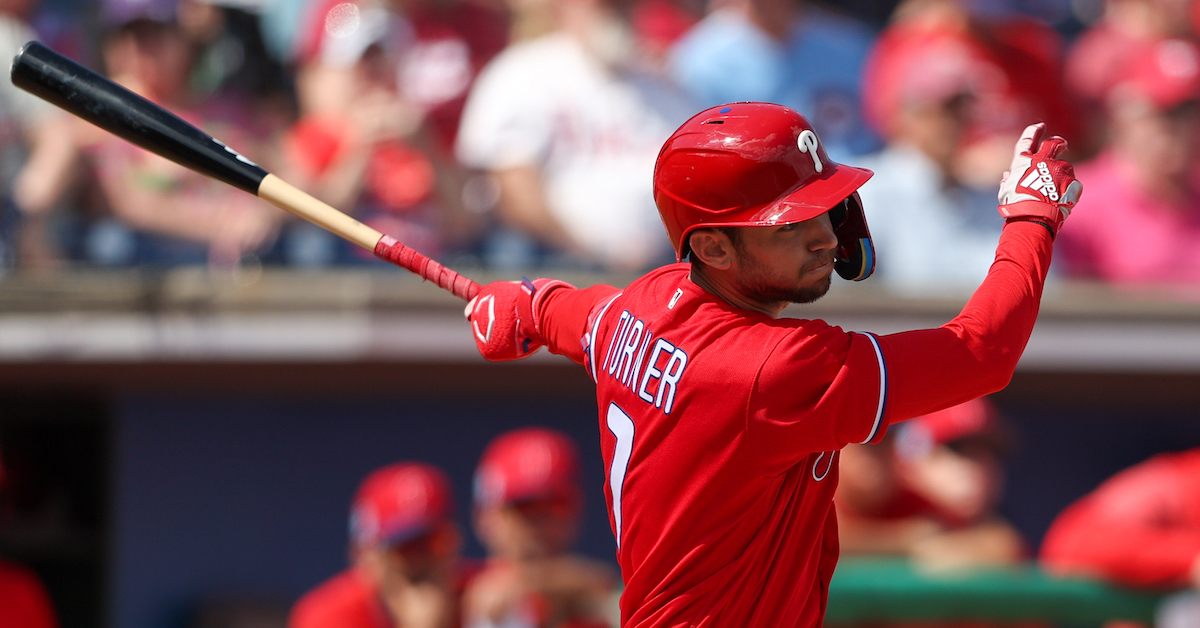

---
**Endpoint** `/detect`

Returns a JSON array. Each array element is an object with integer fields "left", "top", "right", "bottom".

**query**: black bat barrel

[{"left": 10, "top": 41, "right": 268, "bottom": 194}]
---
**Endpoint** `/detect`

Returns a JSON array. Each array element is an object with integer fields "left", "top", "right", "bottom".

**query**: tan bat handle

[
  {"left": 256, "top": 174, "right": 382, "bottom": 250},
  {"left": 256, "top": 174, "right": 480, "bottom": 301}
]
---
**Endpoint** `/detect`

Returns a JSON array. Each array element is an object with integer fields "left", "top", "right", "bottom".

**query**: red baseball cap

[
  {"left": 473, "top": 428, "right": 581, "bottom": 510},
  {"left": 349, "top": 462, "right": 453, "bottom": 548},
  {"left": 1114, "top": 39, "right": 1200, "bottom": 111}
]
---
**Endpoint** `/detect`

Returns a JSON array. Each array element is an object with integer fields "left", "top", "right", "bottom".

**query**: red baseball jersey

[
  {"left": 534, "top": 221, "right": 1055, "bottom": 627},
  {"left": 289, "top": 564, "right": 477, "bottom": 628},
  {"left": 586, "top": 263, "right": 887, "bottom": 627},
  {"left": 290, "top": 570, "right": 395, "bottom": 628}
]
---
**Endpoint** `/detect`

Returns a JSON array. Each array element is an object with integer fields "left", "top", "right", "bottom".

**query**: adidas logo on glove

[{"left": 1019, "top": 162, "right": 1060, "bottom": 202}]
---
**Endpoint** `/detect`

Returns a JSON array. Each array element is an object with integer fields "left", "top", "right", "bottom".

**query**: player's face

[
  {"left": 730, "top": 212, "right": 839, "bottom": 305},
  {"left": 478, "top": 498, "right": 579, "bottom": 560},
  {"left": 360, "top": 524, "right": 458, "bottom": 586}
]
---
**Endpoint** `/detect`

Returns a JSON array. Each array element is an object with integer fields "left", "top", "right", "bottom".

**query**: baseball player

[
  {"left": 462, "top": 101, "right": 1082, "bottom": 627},
  {"left": 289, "top": 462, "right": 473, "bottom": 628},
  {"left": 464, "top": 427, "right": 617, "bottom": 628}
]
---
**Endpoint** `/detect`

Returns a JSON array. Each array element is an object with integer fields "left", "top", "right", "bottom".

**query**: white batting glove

[{"left": 997, "top": 123, "right": 1083, "bottom": 238}]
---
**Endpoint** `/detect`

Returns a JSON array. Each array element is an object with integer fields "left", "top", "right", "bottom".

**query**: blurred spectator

[
  {"left": 855, "top": 0, "right": 1079, "bottom": 292},
  {"left": 837, "top": 398, "right": 1026, "bottom": 573},
  {"left": 390, "top": 0, "right": 510, "bottom": 153},
  {"left": 1040, "top": 447, "right": 1200, "bottom": 590},
  {"left": 280, "top": 0, "right": 475, "bottom": 267},
  {"left": 455, "top": 0, "right": 691, "bottom": 271},
  {"left": 628, "top": 0, "right": 698, "bottom": 74},
  {"left": 863, "top": 0, "right": 1076, "bottom": 190},
  {"left": 855, "top": 32, "right": 1004, "bottom": 292},
  {"left": 1065, "top": 0, "right": 1199, "bottom": 156},
  {"left": 1057, "top": 38, "right": 1200, "bottom": 284},
  {"left": 78, "top": 0, "right": 281, "bottom": 267},
  {"left": 1, "top": 0, "right": 77, "bottom": 269},
  {"left": 177, "top": 0, "right": 295, "bottom": 130},
  {"left": 290, "top": 462, "right": 472, "bottom": 628},
  {"left": 464, "top": 428, "right": 617, "bottom": 628},
  {"left": 0, "top": 445, "right": 59, "bottom": 628},
  {"left": 668, "top": 0, "right": 878, "bottom": 160}
]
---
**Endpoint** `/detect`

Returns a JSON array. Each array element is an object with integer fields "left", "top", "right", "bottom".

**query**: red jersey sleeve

[
  {"left": 749, "top": 322, "right": 889, "bottom": 463},
  {"left": 747, "top": 221, "right": 1051, "bottom": 463},
  {"left": 535, "top": 283, "right": 622, "bottom": 365},
  {"left": 288, "top": 570, "right": 387, "bottom": 628},
  {"left": 875, "top": 220, "right": 1054, "bottom": 423},
  {"left": 1040, "top": 450, "right": 1200, "bottom": 589}
]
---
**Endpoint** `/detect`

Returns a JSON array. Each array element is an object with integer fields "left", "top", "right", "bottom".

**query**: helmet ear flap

[
  {"left": 833, "top": 192, "right": 875, "bottom": 282},
  {"left": 827, "top": 200, "right": 848, "bottom": 231}
]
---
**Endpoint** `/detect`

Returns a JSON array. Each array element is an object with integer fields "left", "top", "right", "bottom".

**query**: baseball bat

[{"left": 9, "top": 41, "right": 480, "bottom": 301}]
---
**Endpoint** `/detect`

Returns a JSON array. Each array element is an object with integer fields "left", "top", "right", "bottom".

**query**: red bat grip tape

[{"left": 374, "top": 235, "right": 480, "bottom": 302}]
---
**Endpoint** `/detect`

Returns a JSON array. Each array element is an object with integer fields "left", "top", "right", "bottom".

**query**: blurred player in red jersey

[
  {"left": 461, "top": 101, "right": 1082, "bottom": 627},
  {"left": 289, "top": 462, "right": 472, "bottom": 628},
  {"left": 464, "top": 428, "right": 617, "bottom": 628},
  {"left": 0, "top": 444, "right": 59, "bottom": 628},
  {"left": 838, "top": 398, "right": 1025, "bottom": 572},
  {"left": 1040, "top": 448, "right": 1200, "bottom": 591}
]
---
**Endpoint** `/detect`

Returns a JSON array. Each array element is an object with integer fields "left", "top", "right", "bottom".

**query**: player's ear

[{"left": 689, "top": 229, "right": 735, "bottom": 270}]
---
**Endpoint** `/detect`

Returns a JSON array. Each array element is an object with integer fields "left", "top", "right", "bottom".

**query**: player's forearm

[
  {"left": 13, "top": 113, "right": 79, "bottom": 215},
  {"left": 536, "top": 283, "right": 621, "bottom": 365},
  {"left": 879, "top": 221, "right": 1053, "bottom": 420}
]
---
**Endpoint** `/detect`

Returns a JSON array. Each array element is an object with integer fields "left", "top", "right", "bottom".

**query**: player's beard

[
  {"left": 735, "top": 248, "right": 834, "bottom": 305},
  {"left": 740, "top": 272, "right": 832, "bottom": 304}
]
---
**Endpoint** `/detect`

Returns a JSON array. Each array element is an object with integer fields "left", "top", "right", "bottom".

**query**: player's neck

[{"left": 688, "top": 265, "right": 787, "bottom": 318}]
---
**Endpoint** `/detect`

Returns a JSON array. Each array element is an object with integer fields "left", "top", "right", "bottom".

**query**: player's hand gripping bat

[{"left": 9, "top": 41, "right": 479, "bottom": 301}]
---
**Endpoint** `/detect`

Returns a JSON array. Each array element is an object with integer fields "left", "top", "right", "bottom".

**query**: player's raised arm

[{"left": 874, "top": 122, "right": 1083, "bottom": 423}]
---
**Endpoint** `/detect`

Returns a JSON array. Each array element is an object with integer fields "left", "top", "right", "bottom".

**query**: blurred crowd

[{"left": 3, "top": 0, "right": 1200, "bottom": 286}]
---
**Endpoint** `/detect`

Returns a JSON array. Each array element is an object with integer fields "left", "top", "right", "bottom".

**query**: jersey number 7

[{"left": 607, "top": 402, "right": 635, "bottom": 548}]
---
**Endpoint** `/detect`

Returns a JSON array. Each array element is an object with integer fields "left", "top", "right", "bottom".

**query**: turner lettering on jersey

[{"left": 599, "top": 310, "right": 689, "bottom": 415}]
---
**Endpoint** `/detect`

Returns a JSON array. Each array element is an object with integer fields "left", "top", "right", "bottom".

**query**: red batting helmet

[
  {"left": 350, "top": 462, "right": 454, "bottom": 548},
  {"left": 654, "top": 102, "right": 874, "bottom": 262},
  {"left": 474, "top": 427, "right": 581, "bottom": 511}
]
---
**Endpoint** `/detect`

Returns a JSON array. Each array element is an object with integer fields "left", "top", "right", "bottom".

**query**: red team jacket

[
  {"left": 533, "top": 221, "right": 1054, "bottom": 627},
  {"left": 0, "top": 561, "right": 57, "bottom": 628},
  {"left": 290, "top": 569, "right": 398, "bottom": 628},
  {"left": 1040, "top": 448, "right": 1200, "bottom": 589}
]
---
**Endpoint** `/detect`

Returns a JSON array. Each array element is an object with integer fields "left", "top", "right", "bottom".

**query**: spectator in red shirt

[
  {"left": 289, "top": 462, "right": 472, "bottom": 628},
  {"left": 464, "top": 428, "right": 617, "bottom": 628}
]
